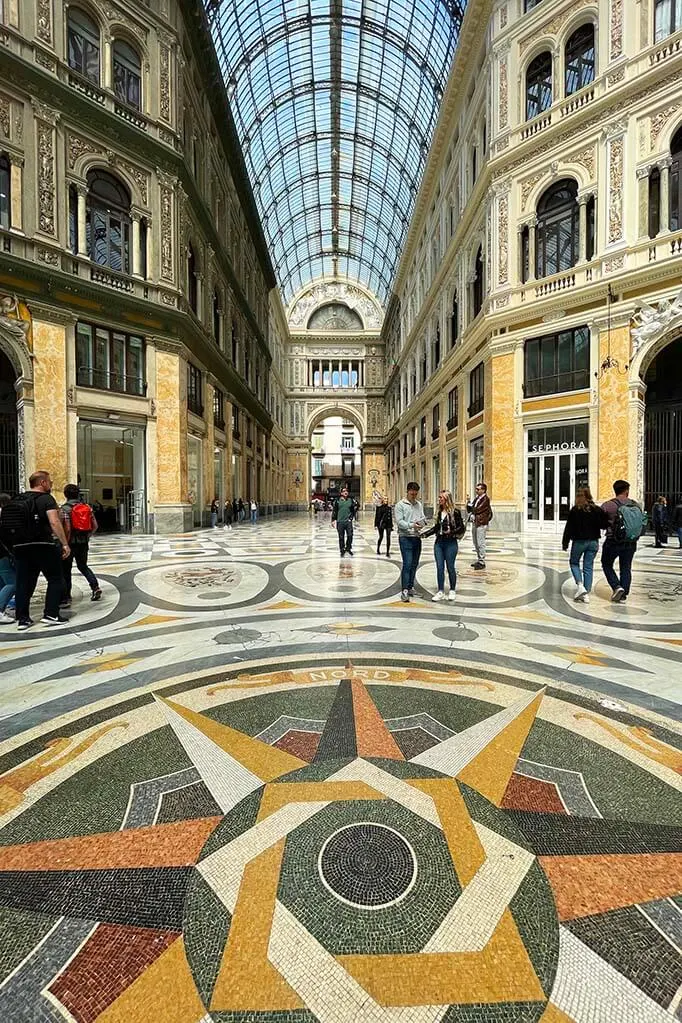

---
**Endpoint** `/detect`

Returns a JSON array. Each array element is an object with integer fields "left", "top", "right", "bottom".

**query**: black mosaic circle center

[{"left": 318, "top": 822, "right": 417, "bottom": 909}]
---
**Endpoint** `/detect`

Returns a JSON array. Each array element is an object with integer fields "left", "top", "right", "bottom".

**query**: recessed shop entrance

[
  {"left": 77, "top": 421, "right": 146, "bottom": 532},
  {"left": 525, "top": 423, "right": 589, "bottom": 533}
]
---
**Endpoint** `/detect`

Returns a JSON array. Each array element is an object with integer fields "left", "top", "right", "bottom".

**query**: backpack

[
  {"left": 613, "top": 500, "right": 647, "bottom": 543},
  {"left": 0, "top": 493, "right": 42, "bottom": 547},
  {"left": 70, "top": 502, "right": 95, "bottom": 533}
]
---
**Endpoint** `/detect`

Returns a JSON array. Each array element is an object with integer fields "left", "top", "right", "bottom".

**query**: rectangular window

[
  {"left": 342, "top": 434, "right": 354, "bottom": 450},
  {"left": 449, "top": 449, "right": 458, "bottom": 495},
  {"left": 187, "top": 363, "right": 203, "bottom": 416},
  {"left": 524, "top": 327, "right": 590, "bottom": 397},
  {"left": 75, "top": 321, "right": 145, "bottom": 395},
  {"left": 432, "top": 404, "right": 440, "bottom": 438},
  {"left": 232, "top": 403, "right": 240, "bottom": 439},
  {"left": 469, "top": 363, "right": 485, "bottom": 417},
  {"left": 447, "top": 387, "right": 458, "bottom": 430},
  {"left": 213, "top": 389, "right": 225, "bottom": 430},
  {"left": 420, "top": 416, "right": 427, "bottom": 447},
  {"left": 655, "top": 0, "right": 682, "bottom": 41},
  {"left": 313, "top": 458, "right": 323, "bottom": 476}
]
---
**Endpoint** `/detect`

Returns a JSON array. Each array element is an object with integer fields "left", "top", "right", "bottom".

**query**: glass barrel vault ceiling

[{"left": 205, "top": 0, "right": 468, "bottom": 307}]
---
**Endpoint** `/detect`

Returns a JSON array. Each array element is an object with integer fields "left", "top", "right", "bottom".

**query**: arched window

[
  {"left": 67, "top": 8, "right": 100, "bottom": 84},
  {"left": 0, "top": 153, "right": 10, "bottom": 230},
  {"left": 472, "top": 247, "right": 484, "bottom": 318},
  {"left": 213, "top": 288, "right": 221, "bottom": 345},
  {"left": 112, "top": 39, "right": 141, "bottom": 110},
  {"left": 671, "top": 125, "right": 682, "bottom": 232},
  {"left": 187, "top": 244, "right": 198, "bottom": 314},
  {"left": 536, "top": 179, "right": 579, "bottom": 278},
  {"left": 86, "top": 169, "right": 131, "bottom": 272},
  {"left": 655, "top": 0, "right": 682, "bottom": 42},
  {"left": 565, "top": 24, "right": 595, "bottom": 95},
  {"left": 450, "top": 290, "right": 459, "bottom": 347},
  {"left": 526, "top": 52, "right": 552, "bottom": 120}
]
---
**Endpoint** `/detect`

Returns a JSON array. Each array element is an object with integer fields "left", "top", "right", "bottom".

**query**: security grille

[
  {"left": 0, "top": 413, "right": 18, "bottom": 494},
  {"left": 645, "top": 404, "right": 682, "bottom": 510}
]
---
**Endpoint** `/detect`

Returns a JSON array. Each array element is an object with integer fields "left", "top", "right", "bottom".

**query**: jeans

[
  {"left": 62, "top": 544, "right": 99, "bottom": 598},
  {"left": 15, "top": 543, "right": 64, "bottom": 621},
  {"left": 251, "top": 509, "right": 258, "bottom": 523},
  {"left": 210, "top": 511, "right": 218, "bottom": 528},
  {"left": 569, "top": 539, "right": 598, "bottom": 592},
  {"left": 601, "top": 538, "right": 636, "bottom": 596},
  {"left": 0, "top": 555, "right": 16, "bottom": 611},
  {"left": 473, "top": 524, "right": 487, "bottom": 563},
  {"left": 434, "top": 538, "right": 458, "bottom": 591},
  {"left": 678, "top": 527, "right": 682, "bottom": 549},
  {"left": 337, "top": 520, "right": 353, "bottom": 554},
  {"left": 399, "top": 535, "right": 422, "bottom": 591},
  {"left": 654, "top": 523, "right": 668, "bottom": 546},
  {"left": 377, "top": 527, "right": 391, "bottom": 554}
]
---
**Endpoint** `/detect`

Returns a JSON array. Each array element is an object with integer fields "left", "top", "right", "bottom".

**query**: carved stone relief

[
  {"left": 610, "top": 0, "right": 623, "bottom": 61},
  {"left": 67, "top": 133, "right": 104, "bottom": 170},
  {"left": 519, "top": 0, "right": 593, "bottom": 54},
  {"left": 0, "top": 95, "right": 10, "bottom": 139},
  {"left": 497, "top": 191, "right": 509, "bottom": 286},
  {"left": 159, "top": 180, "right": 175, "bottom": 282},
  {"left": 650, "top": 104, "right": 679, "bottom": 152},
  {"left": 289, "top": 281, "right": 383, "bottom": 329},
  {"left": 36, "top": 0, "right": 52, "bottom": 44},
  {"left": 607, "top": 134, "right": 624, "bottom": 244},
  {"left": 499, "top": 57, "right": 508, "bottom": 130},
  {"left": 36, "top": 119, "right": 56, "bottom": 236},
  {"left": 159, "top": 43, "right": 171, "bottom": 123},
  {"left": 521, "top": 171, "right": 544, "bottom": 212}
]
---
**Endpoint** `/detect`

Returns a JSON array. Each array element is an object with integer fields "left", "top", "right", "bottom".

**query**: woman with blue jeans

[
  {"left": 0, "top": 493, "right": 17, "bottom": 623},
  {"left": 421, "top": 491, "right": 464, "bottom": 603},
  {"left": 561, "top": 486, "right": 607, "bottom": 604}
]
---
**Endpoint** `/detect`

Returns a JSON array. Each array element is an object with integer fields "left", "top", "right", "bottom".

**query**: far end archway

[{"left": 309, "top": 414, "right": 362, "bottom": 504}]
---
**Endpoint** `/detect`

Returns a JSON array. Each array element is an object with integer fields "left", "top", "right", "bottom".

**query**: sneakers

[
  {"left": 91, "top": 588, "right": 102, "bottom": 602},
  {"left": 447, "top": 590, "right": 456, "bottom": 602},
  {"left": 59, "top": 598, "right": 72, "bottom": 609},
  {"left": 407, "top": 588, "right": 415, "bottom": 596},
  {"left": 581, "top": 594, "right": 590, "bottom": 604},
  {"left": 0, "top": 611, "right": 14, "bottom": 624},
  {"left": 346, "top": 550, "right": 353, "bottom": 557},
  {"left": 40, "top": 615, "right": 69, "bottom": 627},
  {"left": 385, "top": 552, "right": 391, "bottom": 558},
  {"left": 17, "top": 619, "right": 34, "bottom": 632},
  {"left": 401, "top": 589, "right": 410, "bottom": 602},
  {"left": 432, "top": 591, "right": 445, "bottom": 602},
  {"left": 611, "top": 586, "right": 625, "bottom": 603},
  {"left": 573, "top": 583, "right": 586, "bottom": 602},
  {"left": 473, "top": 562, "right": 485, "bottom": 570},
  {"left": 470, "top": 561, "right": 480, "bottom": 568}
]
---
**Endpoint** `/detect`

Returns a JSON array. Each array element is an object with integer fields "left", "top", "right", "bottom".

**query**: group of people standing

[
  {"left": 0, "top": 471, "right": 101, "bottom": 631},
  {"left": 210, "top": 497, "right": 258, "bottom": 528}
]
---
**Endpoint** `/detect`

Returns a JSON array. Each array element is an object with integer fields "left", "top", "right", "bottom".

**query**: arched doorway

[
  {"left": 0, "top": 349, "right": 18, "bottom": 494},
  {"left": 644, "top": 336, "right": 682, "bottom": 510},
  {"left": 309, "top": 415, "right": 362, "bottom": 505}
]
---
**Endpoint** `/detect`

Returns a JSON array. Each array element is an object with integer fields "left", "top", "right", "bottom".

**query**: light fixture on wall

[{"left": 597, "top": 284, "right": 629, "bottom": 378}]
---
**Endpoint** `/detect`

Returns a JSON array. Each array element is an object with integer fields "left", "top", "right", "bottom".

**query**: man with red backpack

[{"left": 60, "top": 484, "right": 102, "bottom": 607}]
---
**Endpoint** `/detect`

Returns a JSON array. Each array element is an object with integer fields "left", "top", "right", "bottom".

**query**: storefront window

[
  {"left": 524, "top": 327, "right": 589, "bottom": 397},
  {"left": 526, "top": 422, "right": 589, "bottom": 531},
  {"left": 76, "top": 322, "right": 145, "bottom": 395}
]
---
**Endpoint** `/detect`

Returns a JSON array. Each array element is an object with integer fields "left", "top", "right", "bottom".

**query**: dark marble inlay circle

[{"left": 318, "top": 822, "right": 417, "bottom": 909}]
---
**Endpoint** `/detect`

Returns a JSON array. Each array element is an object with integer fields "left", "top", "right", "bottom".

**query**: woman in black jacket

[
  {"left": 421, "top": 490, "right": 465, "bottom": 602},
  {"left": 374, "top": 498, "right": 393, "bottom": 556},
  {"left": 562, "top": 486, "right": 607, "bottom": 604}
]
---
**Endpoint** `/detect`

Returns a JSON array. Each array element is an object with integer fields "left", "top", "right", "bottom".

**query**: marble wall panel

[
  {"left": 597, "top": 326, "right": 631, "bottom": 501},
  {"left": 155, "top": 350, "right": 186, "bottom": 504},
  {"left": 488, "top": 353, "right": 515, "bottom": 502},
  {"left": 32, "top": 320, "right": 67, "bottom": 489}
]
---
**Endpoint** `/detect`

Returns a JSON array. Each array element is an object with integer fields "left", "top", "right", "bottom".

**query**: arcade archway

[
  {"left": 309, "top": 414, "right": 362, "bottom": 504},
  {"left": 0, "top": 349, "right": 18, "bottom": 495},
  {"left": 643, "top": 335, "right": 682, "bottom": 510}
]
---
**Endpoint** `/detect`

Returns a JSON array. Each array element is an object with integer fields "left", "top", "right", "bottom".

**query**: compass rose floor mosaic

[{"left": 0, "top": 514, "right": 681, "bottom": 1022}]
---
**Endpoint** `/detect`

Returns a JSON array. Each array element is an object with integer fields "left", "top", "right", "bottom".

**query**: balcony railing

[
  {"left": 446, "top": 416, "right": 458, "bottom": 432},
  {"left": 468, "top": 400, "right": 484, "bottom": 418},
  {"left": 77, "top": 367, "right": 146, "bottom": 396},
  {"left": 68, "top": 72, "right": 106, "bottom": 104},
  {"left": 90, "top": 265, "right": 134, "bottom": 292},
  {"left": 649, "top": 31, "right": 682, "bottom": 65},
  {"left": 559, "top": 85, "right": 595, "bottom": 119}
]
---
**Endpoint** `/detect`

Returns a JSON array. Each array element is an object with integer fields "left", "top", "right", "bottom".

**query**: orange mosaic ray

[
  {"left": 350, "top": 676, "right": 405, "bottom": 760},
  {"left": 210, "top": 839, "right": 303, "bottom": 1011},
  {"left": 540, "top": 1005, "right": 577, "bottom": 1023},
  {"left": 459, "top": 690, "right": 544, "bottom": 806},
  {"left": 338, "top": 909, "right": 545, "bottom": 1005},
  {"left": 158, "top": 696, "right": 307, "bottom": 779},
  {"left": 94, "top": 937, "right": 205, "bottom": 1023},
  {"left": 256, "top": 780, "right": 387, "bottom": 822},
  {"left": 0, "top": 817, "right": 221, "bottom": 872},
  {"left": 539, "top": 852, "right": 682, "bottom": 920}
]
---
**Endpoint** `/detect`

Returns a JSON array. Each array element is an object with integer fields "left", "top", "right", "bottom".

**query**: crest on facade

[{"left": 288, "top": 280, "right": 384, "bottom": 331}]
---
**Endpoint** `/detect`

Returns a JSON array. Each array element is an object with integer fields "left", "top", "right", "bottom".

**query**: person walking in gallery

[
  {"left": 420, "top": 490, "right": 466, "bottom": 602},
  {"left": 331, "top": 485, "right": 356, "bottom": 557},
  {"left": 466, "top": 482, "right": 493, "bottom": 569},
  {"left": 250, "top": 499, "right": 258, "bottom": 524},
  {"left": 232, "top": 497, "right": 239, "bottom": 523},
  {"left": 374, "top": 497, "right": 393, "bottom": 556},
  {"left": 223, "top": 498, "right": 233, "bottom": 530},
  {"left": 0, "top": 494, "right": 17, "bottom": 624},
  {"left": 672, "top": 498, "right": 682, "bottom": 548},
  {"left": 238, "top": 497, "right": 245, "bottom": 522},
  {"left": 561, "top": 486, "right": 607, "bottom": 604},
  {"left": 600, "top": 479, "right": 648, "bottom": 603},
  {"left": 210, "top": 497, "right": 220, "bottom": 529},
  {"left": 395, "top": 481, "right": 427, "bottom": 602},
  {"left": 652, "top": 495, "right": 670, "bottom": 547},
  {"left": 60, "top": 484, "right": 102, "bottom": 608},
  {"left": 0, "top": 471, "right": 71, "bottom": 630}
]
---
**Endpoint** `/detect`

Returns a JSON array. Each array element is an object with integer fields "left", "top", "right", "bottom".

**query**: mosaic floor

[{"left": 0, "top": 512, "right": 680, "bottom": 1022}]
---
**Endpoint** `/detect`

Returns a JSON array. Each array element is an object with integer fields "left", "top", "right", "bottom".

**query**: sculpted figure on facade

[{"left": 632, "top": 287, "right": 682, "bottom": 354}]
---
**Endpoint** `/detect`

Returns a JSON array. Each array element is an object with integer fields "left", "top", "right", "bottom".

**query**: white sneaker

[
  {"left": 574, "top": 583, "right": 586, "bottom": 601},
  {"left": 447, "top": 591, "right": 456, "bottom": 602},
  {"left": 401, "top": 589, "right": 410, "bottom": 602},
  {"left": 0, "top": 611, "right": 13, "bottom": 624},
  {"left": 432, "top": 591, "right": 445, "bottom": 602},
  {"left": 581, "top": 593, "right": 590, "bottom": 604}
]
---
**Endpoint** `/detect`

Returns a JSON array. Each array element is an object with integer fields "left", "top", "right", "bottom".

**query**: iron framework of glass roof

[{"left": 205, "top": 0, "right": 468, "bottom": 306}]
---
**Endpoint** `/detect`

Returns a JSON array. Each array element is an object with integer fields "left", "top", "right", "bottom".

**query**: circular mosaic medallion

[{"left": 318, "top": 822, "right": 417, "bottom": 909}]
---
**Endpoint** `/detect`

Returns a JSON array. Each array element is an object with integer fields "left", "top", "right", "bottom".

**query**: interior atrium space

[{"left": 0, "top": 0, "right": 681, "bottom": 1020}]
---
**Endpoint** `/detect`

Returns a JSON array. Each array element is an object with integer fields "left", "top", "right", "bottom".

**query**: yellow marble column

[
  {"left": 362, "top": 446, "right": 388, "bottom": 504},
  {"left": 486, "top": 352, "right": 515, "bottom": 501},
  {"left": 286, "top": 446, "right": 309, "bottom": 506},
  {"left": 204, "top": 381, "right": 215, "bottom": 506},
  {"left": 32, "top": 318, "right": 68, "bottom": 490},
  {"left": 154, "top": 345, "right": 189, "bottom": 531},
  {"left": 597, "top": 325, "right": 631, "bottom": 501}
]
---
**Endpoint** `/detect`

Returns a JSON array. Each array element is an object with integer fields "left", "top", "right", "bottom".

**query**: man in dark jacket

[
  {"left": 466, "top": 482, "right": 492, "bottom": 569},
  {"left": 374, "top": 498, "right": 393, "bottom": 556},
  {"left": 652, "top": 496, "right": 669, "bottom": 547},
  {"left": 331, "top": 487, "right": 356, "bottom": 557},
  {"left": 672, "top": 500, "right": 682, "bottom": 549}
]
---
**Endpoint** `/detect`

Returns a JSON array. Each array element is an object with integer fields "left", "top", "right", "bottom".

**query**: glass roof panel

[{"left": 205, "top": 0, "right": 468, "bottom": 305}]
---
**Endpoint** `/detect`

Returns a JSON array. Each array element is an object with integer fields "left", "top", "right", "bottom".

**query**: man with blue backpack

[{"left": 601, "top": 479, "right": 648, "bottom": 603}]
